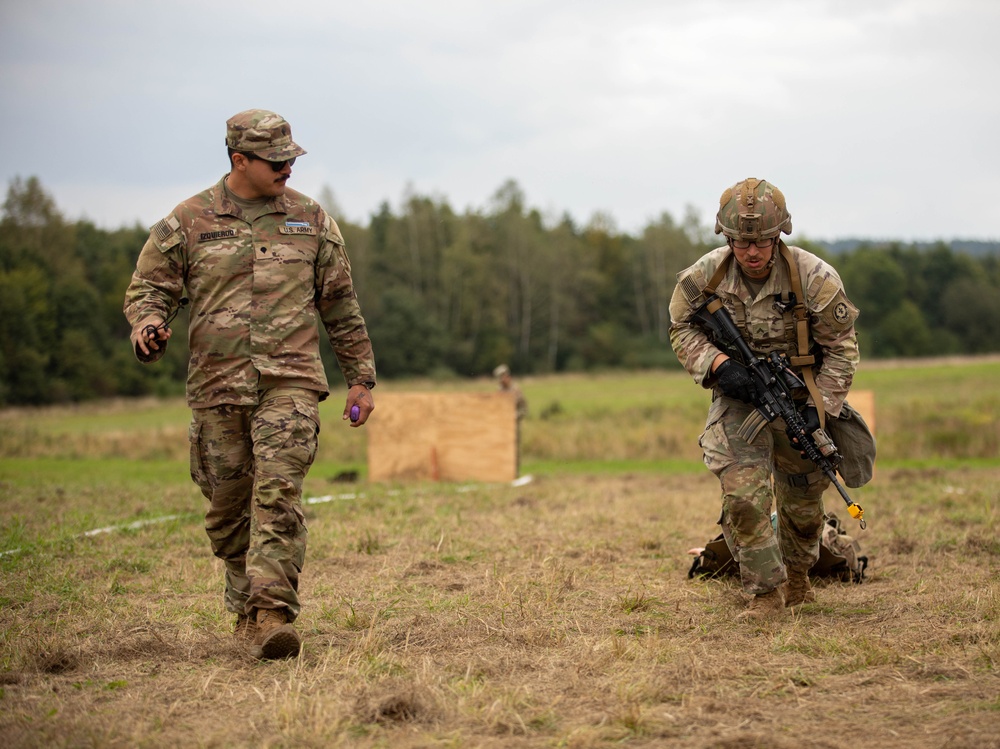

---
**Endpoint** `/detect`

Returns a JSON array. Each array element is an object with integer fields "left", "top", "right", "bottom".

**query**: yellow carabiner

[{"left": 847, "top": 502, "right": 866, "bottom": 530}]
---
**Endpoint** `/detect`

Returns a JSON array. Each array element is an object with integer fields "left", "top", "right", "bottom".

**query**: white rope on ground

[
  {"left": 0, "top": 512, "right": 197, "bottom": 557},
  {"left": 1, "top": 475, "right": 536, "bottom": 556},
  {"left": 304, "top": 493, "right": 361, "bottom": 505},
  {"left": 82, "top": 513, "right": 194, "bottom": 537}
]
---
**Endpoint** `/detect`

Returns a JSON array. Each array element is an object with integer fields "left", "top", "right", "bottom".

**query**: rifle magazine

[{"left": 736, "top": 410, "right": 769, "bottom": 444}]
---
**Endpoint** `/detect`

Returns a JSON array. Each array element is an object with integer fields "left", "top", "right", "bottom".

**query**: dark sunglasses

[{"left": 242, "top": 152, "right": 296, "bottom": 171}]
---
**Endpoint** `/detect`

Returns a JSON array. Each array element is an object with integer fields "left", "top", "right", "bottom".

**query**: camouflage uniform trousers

[
  {"left": 188, "top": 387, "right": 320, "bottom": 621},
  {"left": 700, "top": 396, "right": 830, "bottom": 595}
]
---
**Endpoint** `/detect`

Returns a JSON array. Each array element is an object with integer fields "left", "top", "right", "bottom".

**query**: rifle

[{"left": 689, "top": 293, "right": 866, "bottom": 529}]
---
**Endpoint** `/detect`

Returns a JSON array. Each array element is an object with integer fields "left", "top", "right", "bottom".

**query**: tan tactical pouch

[{"left": 826, "top": 400, "right": 876, "bottom": 488}]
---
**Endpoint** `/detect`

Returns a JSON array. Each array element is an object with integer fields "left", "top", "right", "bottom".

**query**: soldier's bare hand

[
  {"left": 344, "top": 384, "right": 374, "bottom": 427},
  {"left": 135, "top": 318, "right": 171, "bottom": 358}
]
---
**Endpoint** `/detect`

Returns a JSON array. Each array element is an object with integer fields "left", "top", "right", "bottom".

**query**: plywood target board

[
  {"left": 847, "top": 389, "right": 875, "bottom": 435},
  {"left": 367, "top": 392, "right": 517, "bottom": 483},
  {"left": 843, "top": 388, "right": 876, "bottom": 483}
]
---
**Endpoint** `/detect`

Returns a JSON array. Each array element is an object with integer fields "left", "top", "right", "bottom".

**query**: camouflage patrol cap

[
  {"left": 715, "top": 178, "right": 792, "bottom": 240},
  {"left": 225, "top": 109, "right": 307, "bottom": 161},
  {"left": 493, "top": 364, "right": 511, "bottom": 378}
]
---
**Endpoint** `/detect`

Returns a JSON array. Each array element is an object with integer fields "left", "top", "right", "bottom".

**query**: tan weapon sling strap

[
  {"left": 702, "top": 252, "right": 732, "bottom": 311},
  {"left": 702, "top": 245, "right": 827, "bottom": 429},
  {"left": 778, "top": 241, "right": 826, "bottom": 428}
]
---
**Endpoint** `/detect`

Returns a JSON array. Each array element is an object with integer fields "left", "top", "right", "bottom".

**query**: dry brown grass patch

[{"left": 2, "top": 462, "right": 999, "bottom": 747}]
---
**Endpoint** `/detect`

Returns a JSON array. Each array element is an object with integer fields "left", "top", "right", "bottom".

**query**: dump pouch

[{"left": 825, "top": 400, "right": 876, "bottom": 488}]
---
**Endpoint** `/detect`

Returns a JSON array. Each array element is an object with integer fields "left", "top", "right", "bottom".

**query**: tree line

[{"left": 1, "top": 176, "right": 998, "bottom": 406}]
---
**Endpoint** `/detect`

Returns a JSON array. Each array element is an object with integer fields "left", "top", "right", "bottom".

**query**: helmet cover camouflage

[
  {"left": 714, "top": 178, "right": 792, "bottom": 240},
  {"left": 225, "top": 109, "right": 306, "bottom": 161}
]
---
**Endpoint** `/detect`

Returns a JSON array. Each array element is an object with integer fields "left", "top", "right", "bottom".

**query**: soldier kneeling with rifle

[{"left": 669, "top": 178, "right": 875, "bottom": 621}]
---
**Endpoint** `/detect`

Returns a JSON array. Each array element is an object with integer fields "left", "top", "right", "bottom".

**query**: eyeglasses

[
  {"left": 731, "top": 238, "right": 774, "bottom": 250},
  {"left": 242, "top": 153, "right": 296, "bottom": 171}
]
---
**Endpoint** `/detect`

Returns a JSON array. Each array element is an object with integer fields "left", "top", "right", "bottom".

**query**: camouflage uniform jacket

[
  {"left": 668, "top": 244, "right": 859, "bottom": 418},
  {"left": 123, "top": 175, "right": 376, "bottom": 408}
]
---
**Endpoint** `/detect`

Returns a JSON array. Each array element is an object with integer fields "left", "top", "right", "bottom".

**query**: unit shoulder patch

[{"left": 818, "top": 290, "right": 859, "bottom": 330}]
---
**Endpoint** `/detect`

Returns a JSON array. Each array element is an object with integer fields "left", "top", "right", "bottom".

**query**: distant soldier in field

[
  {"left": 493, "top": 364, "right": 528, "bottom": 422},
  {"left": 669, "top": 178, "right": 869, "bottom": 620},
  {"left": 124, "top": 109, "right": 377, "bottom": 658},
  {"left": 494, "top": 363, "right": 528, "bottom": 475}
]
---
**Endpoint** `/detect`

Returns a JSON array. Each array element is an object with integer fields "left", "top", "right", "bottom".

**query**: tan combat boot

[
  {"left": 735, "top": 587, "right": 786, "bottom": 622},
  {"left": 783, "top": 569, "right": 816, "bottom": 608},
  {"left": 234, "top": 612, "right": 258, "bottom": 643},
  {"left": 254, "top": 608, "right": 302, "bottom": 659}
]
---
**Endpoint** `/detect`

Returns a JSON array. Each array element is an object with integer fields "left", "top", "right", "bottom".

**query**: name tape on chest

[{"left": 198, "top": 229, "right": 238, "bottom": 242}]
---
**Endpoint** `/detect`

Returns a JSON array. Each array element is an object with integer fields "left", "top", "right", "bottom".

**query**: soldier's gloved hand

[
  {"left": 715, "top": 359, "right": 756, "bottom": 403},
  {"left": 787, "top": 405, "right": 821, "bottom": 454}
]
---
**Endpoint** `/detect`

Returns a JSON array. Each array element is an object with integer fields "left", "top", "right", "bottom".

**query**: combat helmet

[{"left": 715, "top": 178, "right": 792, "bottom": 240}]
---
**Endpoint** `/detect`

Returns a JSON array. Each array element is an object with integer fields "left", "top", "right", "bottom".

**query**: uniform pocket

[
  {"left": 188, "top": 418, "right": 209, "bottom": 497},
  {"left": 700, "top": 398, "right": 735, "bottom": 475},
  {"left": 287, "top": 392, "right": 321, "bottom": 468},
  {"left": 253, "top": 390, "right": 321, "bottom": 469}
]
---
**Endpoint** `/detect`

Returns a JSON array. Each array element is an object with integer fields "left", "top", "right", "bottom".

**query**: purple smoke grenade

[{"left": 350, "top": 405, "right": 361, "bottom": 422}]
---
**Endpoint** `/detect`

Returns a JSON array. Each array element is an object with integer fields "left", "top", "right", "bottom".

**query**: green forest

[{"left": 1, "top": 175, "right": 999, "bottom": 407}]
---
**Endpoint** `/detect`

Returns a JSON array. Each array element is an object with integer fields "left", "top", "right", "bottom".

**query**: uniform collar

[
  {"left": 213, "top": 174, "right": 288, "bottom": 221},
  {"left": 719, "top": 247, "right": 789, "bottom": 303}
]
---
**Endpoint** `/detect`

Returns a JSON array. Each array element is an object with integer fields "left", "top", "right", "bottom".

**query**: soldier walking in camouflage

[
  {"left": 669, "top": 178, "right": 861, "bottom": 620},
  {"left": 124, "top": 110, "right": 377, "bottom": 657}
]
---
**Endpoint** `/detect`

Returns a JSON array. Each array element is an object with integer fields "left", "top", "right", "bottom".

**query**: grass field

[{"left": 1, "top": 359, "right": 998, "bottom": 748}]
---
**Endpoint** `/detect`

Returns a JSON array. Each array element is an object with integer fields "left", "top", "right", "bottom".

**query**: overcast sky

[{"left": 1, "top": 0, "right": 997, "bottom": 241}]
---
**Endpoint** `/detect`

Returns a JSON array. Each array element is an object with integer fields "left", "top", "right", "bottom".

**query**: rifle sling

[
  {"left": 703, "top": 252, "right": 732, "bottom": 296},
  {"left": 778, "top": 242, "right": 826, "bottom": 428}
]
